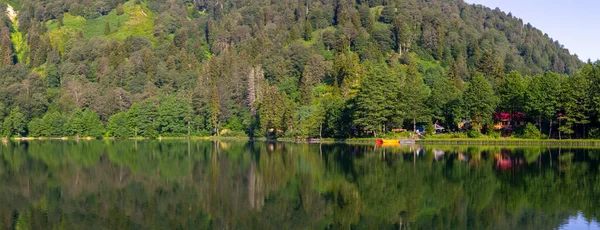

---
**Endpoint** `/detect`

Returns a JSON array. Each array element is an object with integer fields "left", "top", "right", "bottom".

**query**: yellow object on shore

[
  {"left": 380, "top": 143, "right": 401, "bottom": 147},
  {"left": 381, "top": 139, "right": 399, "bottom": 144},
  {"left": 376, "top": 139, "right": 399, "bottom": 145}
]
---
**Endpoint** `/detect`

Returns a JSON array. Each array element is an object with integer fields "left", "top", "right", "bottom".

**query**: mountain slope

[{"left": 0, "top": 0, "right": 593, "bottom": 139}]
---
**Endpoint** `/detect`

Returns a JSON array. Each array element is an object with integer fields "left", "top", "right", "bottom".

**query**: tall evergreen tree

[
  {"left": 354, "top": 62, "right": 402, "bottom": 137},
  {"left": 401, "top": 54, "right": 431, "bottom": 132},
  {"left": 464, "top": 73, "right": 498, "bottom": 130}
]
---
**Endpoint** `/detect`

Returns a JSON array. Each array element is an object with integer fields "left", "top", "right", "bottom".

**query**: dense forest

[{"left": 0, "top": 0, "right": 596, "bottom": 139}]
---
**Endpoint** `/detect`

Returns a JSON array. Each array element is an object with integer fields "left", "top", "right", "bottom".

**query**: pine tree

[
  {"left": 210, "top": 84, "right": 221, "bottom": 135},
  {"left": 303, "top": 20, "right": 313, "bottom": 41},
  {"left": 464, "top": 73, "right": 498, "bottom": 130},
  {"left": 104, "top": 21, "right": 111, "bottom": 35},
  {"left": 402, "top": 54, "right": 431, "bottom": 132},
  {"left": 354, "top": 62, "right": 403, "bottom": 137}
]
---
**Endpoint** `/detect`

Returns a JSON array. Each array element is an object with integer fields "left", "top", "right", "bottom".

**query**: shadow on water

[{"left": 0, "top": 140, "right": 599, "bottom": 229}]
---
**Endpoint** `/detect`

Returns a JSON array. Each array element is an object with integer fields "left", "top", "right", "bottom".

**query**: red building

[{"left": 493, "top": 112, "right": 526, "bottom": 135}]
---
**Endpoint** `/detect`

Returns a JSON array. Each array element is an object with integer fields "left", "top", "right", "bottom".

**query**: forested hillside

[{"left": 0, "top": 0, "right": 596, "bottom": 139}]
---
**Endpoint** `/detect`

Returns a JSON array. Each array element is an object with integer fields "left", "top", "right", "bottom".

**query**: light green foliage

[
  {"left": 425, "top": 121, "right": 435, "bottom": 136},
  {"left": 28, "top": 111, "right": 67, "bottom": 137},
  {"left": 525, "top": 72, "right": 561, "bottom": 136},
  {"left": 498, "top": 71, "right": 527, "bottom": 113},
  {"left": 67, "top": 109, "right": 105, "bottom": 138},
  {"left": 518, "top": 123, "right": 541, "bottom": 139},
  {"left": 107, "top": 112, "right": 133, "bottom": 138},
  {"left": 46, "top": 2, "right": 155, "bottom": 47},
  {"left": 2, "top": 107, "right": 26, "bottom": 137}
]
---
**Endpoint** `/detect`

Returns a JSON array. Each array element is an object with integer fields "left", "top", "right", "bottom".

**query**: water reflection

[{"left": 0, "top": 140, "right": 599, "bottom": 229}]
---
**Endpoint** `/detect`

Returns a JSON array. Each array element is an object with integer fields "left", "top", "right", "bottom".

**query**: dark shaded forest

[{"left": 0, "top": 0, "right": 596, "bottom": 138}]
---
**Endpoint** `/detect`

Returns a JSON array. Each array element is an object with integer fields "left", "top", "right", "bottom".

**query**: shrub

[
  {"left": 467, "top": 129, "right": 481, "bottom": 138},
  {"left": 425, "top": 121, "right": 435, "bottom": 136},
  {"left": 589, "top": 128, "right": 600, "bottom": 139},
  {"left": 488, "top": 130, "right": 501, "bottom": 139},
  {"left": 519, "top": 123, "right": 541, "bottom": 139}
]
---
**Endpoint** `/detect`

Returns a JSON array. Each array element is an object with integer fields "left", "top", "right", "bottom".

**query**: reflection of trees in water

[{"left": 0, "top": 141, "right": 598, "bottom": 229}]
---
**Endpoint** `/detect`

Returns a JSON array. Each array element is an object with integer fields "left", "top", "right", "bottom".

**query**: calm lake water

[{"left": 0, "top": 140, "right": 599, "bottom": 230}]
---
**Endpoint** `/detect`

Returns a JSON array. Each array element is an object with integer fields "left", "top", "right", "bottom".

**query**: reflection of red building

[
  {"left": 494, "top": 152, "right": 525, "bottom": 171},
  {"left": 494, "top": 112, "right": 526, "bottom": 136}
]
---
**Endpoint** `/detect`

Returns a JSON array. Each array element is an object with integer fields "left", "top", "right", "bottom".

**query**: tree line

[{"left": 0, "top": 0, "right": 593, "bottom": 138}]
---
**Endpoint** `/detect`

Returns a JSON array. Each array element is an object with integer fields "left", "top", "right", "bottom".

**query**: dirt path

[{"left": 6, "top": 4, "right": 16, "bottom": 22}]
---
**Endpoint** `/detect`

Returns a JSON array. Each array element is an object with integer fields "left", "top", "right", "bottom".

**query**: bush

[
  {"left": 487, "top": 130, "right": 501, "bottom": 139},
  {"left": 589, "top": 128, "right": 600, "bottom": 139},
  {"left": 381, "top": 132, "right": 412, "bottom": 139},
  {"left": 219, "top": 129, "right": 248, "bottom": 137},
  {"left": 467, "top": 129, "right": 481, "bottom": 138},
  {"left": 519, "top": 123, "right": 541, "bottom": 139},
  {"left": 425, "top": 121, "right": 435, "bottom": 136},
  {"left": 423, "top": 132, "right": 469, "bottom": 139}
]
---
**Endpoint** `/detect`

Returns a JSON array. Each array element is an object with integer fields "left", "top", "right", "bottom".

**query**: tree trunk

[
  {"left": 413, "top": 118, "right": 416, "bottom": 133},
  {"left": 548, "top": 118, "right": 552, "bottom": 139},
  {"left": 319, "top": 123, "right": 322, "bottom": 139},
  {"left": 539, "top": 115, "right": 542, "bottom": 134},
  {"left": 558, "top": 119, "right": 562, "bottom": 140}
]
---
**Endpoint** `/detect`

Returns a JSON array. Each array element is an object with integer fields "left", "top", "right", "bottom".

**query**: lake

[{"left": 0, "top": 140, "right": 599, "bottom": 229}]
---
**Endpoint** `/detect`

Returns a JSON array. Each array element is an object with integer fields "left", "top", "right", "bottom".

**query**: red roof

[{"left": 494, "top": 112, "right": 525, "bottom": 121}]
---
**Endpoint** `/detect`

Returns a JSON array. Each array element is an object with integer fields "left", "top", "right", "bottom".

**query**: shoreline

[{"left": 6, "top": 136, "right": 600, "bottom": 146}]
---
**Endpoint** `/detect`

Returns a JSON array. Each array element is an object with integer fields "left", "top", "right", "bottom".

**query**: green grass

[
  {"left": 300, "top": 26, "right": 335, "bottom": 46},
  {"left": 83, "top": 10, "right": 131, "bottom": 38},
  {"left": 47, "top": 13, "right": 85, "bottom": 52},
  {"left": 46, "top": 0, "right": 156, "bottom": 48},
  {"left": 10, "top": 27, "right": 27, "bottom": 63},
  {"left": 418, "top": 138, "right": 600, "bottom": 146},
  {"left": 104, "top": 1, "right": 155, "bottom": 41}
]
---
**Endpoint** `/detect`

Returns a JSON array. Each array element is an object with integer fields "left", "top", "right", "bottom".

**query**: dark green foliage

[
  {"left": 2, "top": 107, "right": 26, "bottom": 137},
  {"left": 517, "top": 123, "right": 541, "bottom": 139},
  {"left": 67, "top": 109, "right": 105, "bottom": 138},
  {"left": 379, "top": 6, "right": 395, "bottom": 24},
  {"left": 0, "top": 0, "right": 595, "bottom": 139},
  {"left": 354, "top": 62, "right": 402, "bottom": 137},
  {"left": 104, "top": 21, "right": 111, "bottom": 35},
  {"left": 402, "top": 54, "right": 431, "bottom": 131},
  {"left": 128, "top": 100, "right": 159, "bottom": 138},
  {"left": 157, "top": 96, "right": 191, "bottom": 136},
  {"left": 46, "top": 64, "right": 60, "bottom": 88},
  {"left": 498, "top": 71, "right": 527, "bottom": 113},
  {"left": 107, "top": 112, "right": 132, "bottom": 138},
  {"left": 464, "top": 73, "right": 498, "bottom": 129},
  {"left": 28, "top": 111, "right": 67, "bottom": 137}
]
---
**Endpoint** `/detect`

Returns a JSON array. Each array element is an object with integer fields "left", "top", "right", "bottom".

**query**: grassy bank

[
  {"left": 418, "top": 138, "right": 600, "bottom": 146},
  {"left": 9, "top": 136, "right": 600, "bottom": 147}
]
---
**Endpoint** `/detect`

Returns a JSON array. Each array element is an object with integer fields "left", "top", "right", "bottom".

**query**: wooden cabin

[{"left": 493, "top": 112, "right": 526, "bottom": 135}]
